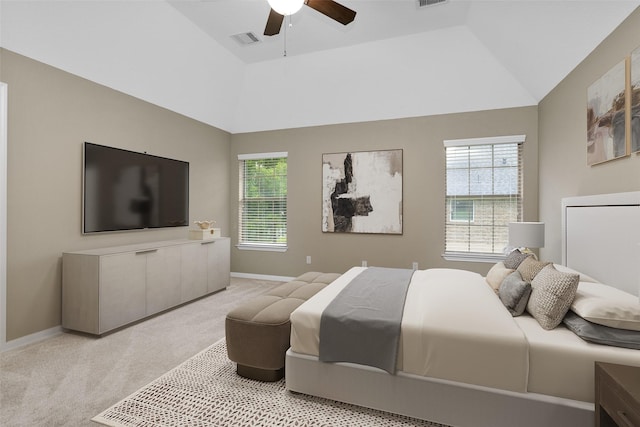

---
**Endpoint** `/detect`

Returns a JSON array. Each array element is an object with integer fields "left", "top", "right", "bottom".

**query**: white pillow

[
  {"left": 485, "top": 262, "right": 514, "bottom": 292},
  {"left": 571, "top": 281, "right": 640, "bottom": 331},
  {"left": 553, "top": 264, "right": 600, "bottom": 283}
]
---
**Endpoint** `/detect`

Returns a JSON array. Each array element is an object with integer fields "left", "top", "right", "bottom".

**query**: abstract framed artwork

[
  {"left": 631, "top": 46, "right": 640, "bottom": 153},
  {"left": 322, "top": 149, "right": 402, "bottom": 234},
  {"left": 586, "top": 58, "right": 628, "bottom": 165}
]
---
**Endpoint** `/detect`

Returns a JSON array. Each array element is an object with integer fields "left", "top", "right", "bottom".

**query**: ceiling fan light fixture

[{"left": 267, "top": 0, "right": 304, "bottom": 16}]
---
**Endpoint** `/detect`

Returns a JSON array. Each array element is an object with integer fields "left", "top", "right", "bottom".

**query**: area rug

[{"left": 93, "top": 339, "right": 449, "bottom": 427}]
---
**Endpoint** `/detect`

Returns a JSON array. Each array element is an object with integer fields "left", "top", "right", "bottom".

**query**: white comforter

[{"left": 290, "top": 266, "right": 529, "bottom": 393}]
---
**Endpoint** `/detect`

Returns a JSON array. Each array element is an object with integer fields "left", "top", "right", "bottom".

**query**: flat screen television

[{"left": 83, "top": 142, "right": 189, "bottom": 233}]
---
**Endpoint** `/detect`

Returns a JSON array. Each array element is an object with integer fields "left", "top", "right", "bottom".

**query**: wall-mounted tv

[{"left": 83, "top": 142, "right": 189, "bottom": 234}]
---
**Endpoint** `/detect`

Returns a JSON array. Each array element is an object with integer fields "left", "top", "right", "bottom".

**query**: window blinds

[
  {"left": 444, "top": 136, "right": 524, "bottom": 255},
  {"left": 238, "top": 152, "right": 288, "bottom": 247}
]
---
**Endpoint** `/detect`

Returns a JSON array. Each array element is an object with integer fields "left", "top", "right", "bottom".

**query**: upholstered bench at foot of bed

[{"left": 225, "top": 271, "right": 340, "bottom": 382}]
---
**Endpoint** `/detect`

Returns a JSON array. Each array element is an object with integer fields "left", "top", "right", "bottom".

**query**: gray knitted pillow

[
  {"left": 503, "top": 249, "right": 531, "bottom": 269},
  {"left": 517, "top": 256, "right": 551, "bottom": 282},
  {"left": 527, "top": 265, "right": 579, "bottom": 330},
  {"left": 499, "top": 271, "right": 532, "bottom": 316}
]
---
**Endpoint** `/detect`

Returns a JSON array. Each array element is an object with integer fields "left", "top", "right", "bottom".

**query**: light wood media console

[{"left": 62, "top": 237, "right": 230, "bottom": 335}]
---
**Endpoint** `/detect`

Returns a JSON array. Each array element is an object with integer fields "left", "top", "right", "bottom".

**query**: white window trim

[
  {"left": 441, "top": 252, "right": 506, "bottom": 263},
  {"left": 238, "top": 152, "right": 288, "bottom": 252},
  {"left": 236, "top": 243, "right": 287, "bottom": 252},
  {"left": 442, "top": 135, "right": 525, "bottom": 263},
  {"left": 238, "top": 151, "right": 288, "bottom": 161},
  {"left": 443, "top": 134, "right": 526, "bottom": 148}
]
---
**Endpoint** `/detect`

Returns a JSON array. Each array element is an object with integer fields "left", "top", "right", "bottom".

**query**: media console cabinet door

[
  {"left": 99, "top": 253, "right": 147, "bottom": 333},
  {"left": 180, "top": 243, "right": 208, "bottom": 302},
  {"left": 205, "top": 239, "right": 230, "bottom": 293},
  {"left": 146, "top": 246, "right": 182, "bottom": 314}
]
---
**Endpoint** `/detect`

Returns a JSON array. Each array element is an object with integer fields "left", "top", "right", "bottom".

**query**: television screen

[{"left": 83, "top": 142, "right": 189, "bottom": 233}]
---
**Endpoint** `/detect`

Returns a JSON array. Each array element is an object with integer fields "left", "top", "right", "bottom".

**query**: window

[
  {"left": 238, "top": 152, "right": 288, "bottom": 251},
  {"left": 450, "top": 199, "right": 474, "bottom": 222},
  {"left": 443, "top": 135, "right": 525, "bottom": 261}
]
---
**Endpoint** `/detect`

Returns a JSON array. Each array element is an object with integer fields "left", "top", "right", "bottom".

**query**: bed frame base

[{"left": 285, "top": 350, "right": 594, "bottom": 427}]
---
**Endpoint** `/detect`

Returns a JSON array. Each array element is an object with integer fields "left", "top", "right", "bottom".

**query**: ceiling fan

[{"left": 264, "top": 0, "right": 357, "bottom": 36}]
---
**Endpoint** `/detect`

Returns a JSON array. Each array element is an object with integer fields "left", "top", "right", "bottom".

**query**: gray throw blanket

[{"left": 319, "top": 267, "right": 414, "bottom": 374}]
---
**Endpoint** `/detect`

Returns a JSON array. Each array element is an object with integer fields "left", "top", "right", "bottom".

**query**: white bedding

[
  {"left": 290, "top": 266, "right": 640, "bottom": 404},
  {"left": 515, "top": 315, "right": 640, "bottom": 402},
  {"left": 290, "top": 266, "right": 530, "bottom": 393}
]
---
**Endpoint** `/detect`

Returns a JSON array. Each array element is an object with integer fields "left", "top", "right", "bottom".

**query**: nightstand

[{"left": 595, "top": 362, "right": 640, "bottom": 427}]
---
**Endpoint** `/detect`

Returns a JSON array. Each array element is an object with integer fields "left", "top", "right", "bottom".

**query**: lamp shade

[
  {"left": 508, "top": 222, "right": 545, "bottom": 248},
  {"left": 268, "top": 0, "right": 304, "bottom": 16}
]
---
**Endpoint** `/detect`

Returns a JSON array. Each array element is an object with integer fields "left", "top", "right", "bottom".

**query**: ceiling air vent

[
  {"left": 231, "top": 32, "right": 261, "bottom": 46},
  {"left": 418, "top": 0, "right": 448, "bottom": 7}
]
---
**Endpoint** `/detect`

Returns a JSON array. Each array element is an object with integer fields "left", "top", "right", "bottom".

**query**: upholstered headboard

[{"left": 561, "top": 191, "right": 640, "bottom": 296}]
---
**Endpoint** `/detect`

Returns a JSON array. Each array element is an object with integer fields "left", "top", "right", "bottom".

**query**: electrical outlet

[
  {"left": 412, "top": 261, "right": 419, "bottom": 270},
  {"left": 362, "top": 260, "right": 368, "bottom": 267},
  {"left": 306, "top": 256, "right": 311, "bottom": 264}
]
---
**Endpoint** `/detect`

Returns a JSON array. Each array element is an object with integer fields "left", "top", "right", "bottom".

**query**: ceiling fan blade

[
  {"left": 305, "top": 0, "right": 356, "bottom": 25},
  {"left": 264, "top": 9, "right": 284, "bottom": 36}
]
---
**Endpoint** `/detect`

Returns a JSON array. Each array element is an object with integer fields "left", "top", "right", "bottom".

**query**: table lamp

[{"left": 508, "top": 222, "right": 545, "bottom": 255}]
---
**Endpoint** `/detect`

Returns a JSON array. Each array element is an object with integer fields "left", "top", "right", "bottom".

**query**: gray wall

[
  {"left": 230, "top": 107, "right": 539, "bottom": 278},
  {"left": 1, "top": 49, "right": 231, "bottom": 341},
  {"left": 539, "top": 8, "right": 640, "bottom": 263}
]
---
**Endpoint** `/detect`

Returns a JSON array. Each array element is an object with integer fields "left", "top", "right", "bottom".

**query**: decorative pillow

[
  {"left": 504, "top": 249, "right": 531, "bottom": 269},
  {"left": 526, "top": 264, "right": 580, "bottom": 330},
  {"left": 553, "top": 264, "right": 600, "bottom": 283},
  {"left": 517, "top": 256, "right": 551, "bottom": 283},
  {"left": 498, "top": 271, "right": 532, "bottom": 316},
  {"left": 485, "top": 262, "right": 515, "bottom": 292},
  {"left": 563, "top": 311, "right": 640, "bottom": 350},
  {"left": 571, "top": 281, "right": 640, "bottom": 331}
]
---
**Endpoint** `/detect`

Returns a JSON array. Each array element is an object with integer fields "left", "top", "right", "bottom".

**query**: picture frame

[
  {"left": 586, "top": 58, "right": 628, "bottom": 165},
  {"left": 631, "top": 46, "right": 640, "bottom": 153},
  {"left": 322, "top": 149, "right": 403, "bottom": 234}
]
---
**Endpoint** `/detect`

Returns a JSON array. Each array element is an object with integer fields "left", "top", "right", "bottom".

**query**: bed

[{"left": 285, "top": 191, "right": 640, "bottom": 427}]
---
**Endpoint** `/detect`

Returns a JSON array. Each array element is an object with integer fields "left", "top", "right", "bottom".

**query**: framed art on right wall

[
  {"left": 631, "top": 46, "right": 640, "bottom": 153},
  {"left": 586, "top": 59, "right": 628, "bottom": 165}
]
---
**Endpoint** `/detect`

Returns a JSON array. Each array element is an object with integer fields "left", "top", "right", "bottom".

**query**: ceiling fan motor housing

[{"left": 264, "top": 0, "right": 357, "bottom": 36}]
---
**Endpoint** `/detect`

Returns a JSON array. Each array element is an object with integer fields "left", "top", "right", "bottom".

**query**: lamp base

[{"left": 519, "top": 247, "right": 538, "bottom": 260}]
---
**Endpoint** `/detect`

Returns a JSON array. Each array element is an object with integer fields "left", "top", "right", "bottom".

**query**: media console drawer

[{"left": 596, "top": 362, "right": 640, "bottom": 427}]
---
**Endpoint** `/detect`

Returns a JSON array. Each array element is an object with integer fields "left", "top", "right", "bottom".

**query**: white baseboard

[
  {"left": 0, "top": 325, "right": 63, "bottom": 353},
  {"left": 231, "top": 272, "right": 295, "bottom": 282}
]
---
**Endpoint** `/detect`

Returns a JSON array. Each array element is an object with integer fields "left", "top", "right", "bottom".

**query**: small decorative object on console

[
  {"left": 194, "top": 220, "right": 216, "bottom": 230},
  {"left": 189, "top": 228, "right": 221, "bottom": 240},
  {"left": 190, "top": 220, "right": 220, "bottom": 240}
]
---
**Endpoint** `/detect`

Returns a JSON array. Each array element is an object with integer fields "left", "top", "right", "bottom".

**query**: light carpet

[{"left": 93, "top": 339, "right": 449, "bottom": 427}]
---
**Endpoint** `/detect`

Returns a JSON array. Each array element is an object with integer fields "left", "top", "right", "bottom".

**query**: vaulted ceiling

[{"left": 1, "top": 0, "right": 639, "bottom": 133}]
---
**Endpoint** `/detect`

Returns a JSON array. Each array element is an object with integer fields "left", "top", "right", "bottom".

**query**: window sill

[
  {"left": 441, "top": 252, "right": 506, "bottom": 263},
  {"left": 236, "top": 244, "right": 287, "bottom": 253}
]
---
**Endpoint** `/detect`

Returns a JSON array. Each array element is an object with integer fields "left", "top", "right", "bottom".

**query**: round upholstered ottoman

[{"left": 225, "top": 272, "right": 339, "bottom": 381}]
